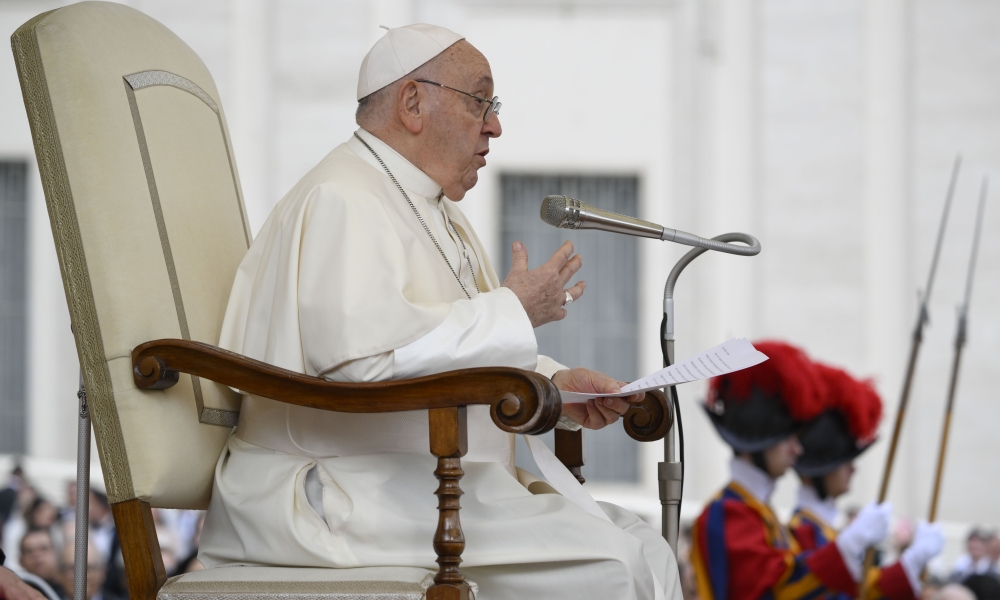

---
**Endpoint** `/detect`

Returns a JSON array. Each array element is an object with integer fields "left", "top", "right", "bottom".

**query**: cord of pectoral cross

[{"left": 354, "top": 133, "right": 481, "bottom": 299}]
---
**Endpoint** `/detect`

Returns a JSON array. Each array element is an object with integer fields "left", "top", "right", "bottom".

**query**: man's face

[
  {"left": 416, "top": 41, "right": 501, "bottom": 200},
  {"left": 822, "top": 461, "right": 855, "bottom": 498},
  {"left": 988, "top": 537, "right": 1000, "bottom": 561},
  {"left": 763, "top": 435, "right": 803, "bottom": 478},
  {"left": 20, "top": 531, "right": 59, "bottom": 580},
  {"left": 60, "top": 545, "right": 106, "bottom": 600},
  {"left": 968, "top": 536, "right": 987, "bottom": 560}
]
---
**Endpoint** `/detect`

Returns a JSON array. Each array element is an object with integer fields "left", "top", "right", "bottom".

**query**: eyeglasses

[{"left": 415, "top": 79, "right": 501, "bottom": 122}]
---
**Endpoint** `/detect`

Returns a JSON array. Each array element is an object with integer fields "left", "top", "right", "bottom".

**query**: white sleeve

[
  {"left": 393, "top": 287, "right": 538, "bottom": 378},
  {"left": 322, "top": 288, "right": 535, "bottom": 382},
  {"left": 535, "top": 355, "right": 569, "bottom": 378}
]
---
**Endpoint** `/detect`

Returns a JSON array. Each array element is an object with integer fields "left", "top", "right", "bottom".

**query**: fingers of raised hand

[
  {"left": 509, "top": 241, "right": 529, "bottom": 272},
  {"left": 566, "top": 280, "right": 586, "bottom": 303},
  {"left": 558, "top": 253, "right": 583, "bottom": 285},
  {"left": 545, "top": 240, "right": 575, "bottom": 268}
]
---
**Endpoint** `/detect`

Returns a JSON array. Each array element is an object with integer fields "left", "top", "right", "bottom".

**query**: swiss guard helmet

[
  {"left": 705, "top": 341, "right": 827, "bottom": 454},
  {"left": 795, "top": 363, "right": 882, "bottom": 479}
]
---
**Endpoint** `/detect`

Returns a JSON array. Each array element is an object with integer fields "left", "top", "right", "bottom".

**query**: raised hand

[
  {"left": 552, "top": 368, "right": 642, "bottom": 430},
  {"left": 502, "top": 241, "right": 585, "bottom": 328}
]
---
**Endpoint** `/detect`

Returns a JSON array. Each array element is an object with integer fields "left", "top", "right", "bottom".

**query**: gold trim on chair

[
  {"left": 11, "top": 9, "right": 136, "bottom": 503},
  {"left": 123, "top": 69, "right": 246, "bottom": 428}
]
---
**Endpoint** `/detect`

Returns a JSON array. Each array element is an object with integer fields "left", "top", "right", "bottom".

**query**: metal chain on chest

[{"left": 354, "top": 133, "right": 481, "bottom": 299}]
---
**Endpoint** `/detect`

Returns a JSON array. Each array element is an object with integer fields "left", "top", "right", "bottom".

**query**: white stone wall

[{"left": 1, "top": 0, "right": 999, "bottom": 549}]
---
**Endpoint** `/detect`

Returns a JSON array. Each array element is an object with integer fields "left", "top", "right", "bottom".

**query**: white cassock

[{"left": 199, "top": 128, "right": 680, "bottom": 600}]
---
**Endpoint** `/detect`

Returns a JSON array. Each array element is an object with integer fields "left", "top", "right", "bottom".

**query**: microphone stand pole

[
  {"left": 928, "top": 177, "right": 988, "bottom": 523},
  {"left": 858, "top": 155, "right": 962, "bottom": 596},
  {"left": 660, "top": 232, "right": 760, "bottom": 555}
]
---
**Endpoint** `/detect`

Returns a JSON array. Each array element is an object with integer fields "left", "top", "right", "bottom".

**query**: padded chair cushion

[{"left": 157, "top": 566, "right": 455, "bottom": 600}]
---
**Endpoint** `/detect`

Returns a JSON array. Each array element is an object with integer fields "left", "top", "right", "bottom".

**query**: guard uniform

[
  {"left": 691, "top": 341, "right": 857, "bottom": 600},
  {"left": 789, "top": 364, "right": 914, "bottom": 600}
]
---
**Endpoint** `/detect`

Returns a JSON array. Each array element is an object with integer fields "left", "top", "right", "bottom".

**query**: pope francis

[{"left": 199, "top": 23, "right": 680, "bottom": 600}]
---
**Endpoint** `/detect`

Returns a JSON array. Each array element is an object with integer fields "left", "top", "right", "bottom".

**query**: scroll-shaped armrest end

[
  {"left": 622, "top": 389, "right": 673, "bottom": 442},
  {"left": 133, "top": 354, "right": 179, "bottom": 390},
  {"left": 131, "top": 338, "right": 561, "bottom": 435}
]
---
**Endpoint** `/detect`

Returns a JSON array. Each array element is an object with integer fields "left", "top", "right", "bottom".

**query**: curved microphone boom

[
  {"left": 540, "top": 195, "right": 761, "bottom": 256},
  {"left": 540, "top": 194, "right": 761, "bottom": 557}
]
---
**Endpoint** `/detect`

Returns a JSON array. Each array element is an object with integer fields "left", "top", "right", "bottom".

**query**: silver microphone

[{"left": 539, "top": 195, "right": 761, "bottom": 256}]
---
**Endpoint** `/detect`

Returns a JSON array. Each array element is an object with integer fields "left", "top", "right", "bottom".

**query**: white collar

[
  {"left": 347, "top": 128, "right": 444, "bottom": 200},
  {"left": 796, "top": 485, "right": 840, "bottom": 527},
  {"left": 730, "top": 457, "right": 776, "bottom": 504}
]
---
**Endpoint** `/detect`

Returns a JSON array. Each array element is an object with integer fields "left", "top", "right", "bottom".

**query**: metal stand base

[
  {"left": 74, "top": 376, "right": 90, "bottom": 600},
  {"left": 659, "top": 459, "right": 683, "bottom": 555}
]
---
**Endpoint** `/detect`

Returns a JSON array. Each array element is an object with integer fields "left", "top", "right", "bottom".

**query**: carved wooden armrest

[
  {"left": 132, "top": 338, "right": 560, "bottom": 434},
  {"left": 555, "top": 389, "right": 673, "bottom": 484},
  {"left": 132, "top": 338, "right": 561, "bottom": 600}
]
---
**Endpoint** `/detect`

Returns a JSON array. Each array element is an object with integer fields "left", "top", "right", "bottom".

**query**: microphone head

[{"left": 540, "top": 195, "right": 583, "bottom": 228}]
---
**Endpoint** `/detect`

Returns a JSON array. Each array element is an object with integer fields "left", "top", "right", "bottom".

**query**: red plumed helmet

[
  {"left": 705, "top": 341, "right": 827, "bottom": 453},
  {"left": 794, "top": 363, "right": 883, "bottom": 477},
  {"left": 707, "top": 341, "right": 827, "bottom": 421},
  {"left": 815, "top": 364, "right": 882, "bottom": 443}
]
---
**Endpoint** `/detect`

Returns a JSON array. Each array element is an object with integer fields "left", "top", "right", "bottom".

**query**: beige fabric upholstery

[
  {"left": 158, "top": 567, "right": 445, "bottom": 600},
  {"left": 12, "top": 2, "right": 251, "bottom": 507}
]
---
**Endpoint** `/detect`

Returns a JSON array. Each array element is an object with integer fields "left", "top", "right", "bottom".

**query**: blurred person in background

[
  {"left": 888, "top": 518, "right": 916, "bottom": 565},
  {"left": 953, "top": 529, "right": 993, "bottom": 582},
  {"left": 789, "top": 362, "right": 944, "bottom": 599},
  {"left": 59, "top": 540, "right": 104, "bottom": 600},
  {"left": 690, "top": 341, "right": 893, "bottom": 600},
  {"left": 23, "top": 501, "right": 63, "bottom": 554},
  {"left": 82, "top": 491, "right": 124, "bottom": 600},
  {"left": 152, "top": 509, "right": 178, "bottom": 576},
  {"left": 1, "top": 467, "right": 36, "bottom": 568},
  {"left": 171, "top": 512, "right": 205, "bottom": 576},
  {"left": 935, "top": 584, "right": 977, "bottom": 600},
  {"left": 678, "top": 522, "right": 698, "bottom": 600},
  {"left": 17, "top": 530, "right": 66, "bottom": 600},
  {"left": 985, "top": 532, "right": 1000, "bottom": 578},
  {"left": 960, "top": 575, "right": 1000, "bottom": 600}
]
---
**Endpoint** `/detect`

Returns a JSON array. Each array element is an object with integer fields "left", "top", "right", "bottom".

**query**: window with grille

[
  {"left": 500, "top": 174, "right": 641, "bottom": 483},
  {"left": 0, "top": 162, "right": 27, "bottom": 454}
]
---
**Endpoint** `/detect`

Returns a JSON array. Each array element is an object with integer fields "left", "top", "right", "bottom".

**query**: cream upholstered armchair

[{"left": 11, "top": 3, "right": 671, "bottom": 600}]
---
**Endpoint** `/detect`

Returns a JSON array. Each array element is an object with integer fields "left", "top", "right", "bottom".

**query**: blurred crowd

[
  {"left": 4, "top": 460, "right": 1000, "bottom": 600},
  {"left": 0, "top": 466, "right": 204, "bottom": 600}
]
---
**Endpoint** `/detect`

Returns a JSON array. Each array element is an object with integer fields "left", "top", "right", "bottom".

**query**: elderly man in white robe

[{"left": 200, "top": 23, "right": 680, "bottom": 600}]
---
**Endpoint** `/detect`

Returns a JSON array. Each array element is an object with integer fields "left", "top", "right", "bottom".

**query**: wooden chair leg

[
  {"left": 555, "top": 428, "right": 585, "bottom": 484},
  {"left": 111, "top": 499, "right": 166, "bottom": 600},
  {"left": 427, "top": 407, "right": 471, "bottom": 600}
]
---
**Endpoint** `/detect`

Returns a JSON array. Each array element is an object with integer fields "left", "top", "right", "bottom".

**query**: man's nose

[
  {"left": 482, "top": 113, "right": 502, "bottom": 138},
  {"left": 791, "top": 438, "right": 803, "bottom": 456}
]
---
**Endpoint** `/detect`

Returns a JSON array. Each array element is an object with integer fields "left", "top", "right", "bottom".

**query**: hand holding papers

[{"left": 559, "top": 338, "right": 768, "bottom": 404}]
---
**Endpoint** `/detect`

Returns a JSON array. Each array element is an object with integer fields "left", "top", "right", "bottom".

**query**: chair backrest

[{"left": 12, "top": 1, "right": 251, "bottom": 509}]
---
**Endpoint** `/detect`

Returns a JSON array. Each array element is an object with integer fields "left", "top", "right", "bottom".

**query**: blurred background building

[{"left": 1, "top": 0, "right": 998, "bottom": 587}]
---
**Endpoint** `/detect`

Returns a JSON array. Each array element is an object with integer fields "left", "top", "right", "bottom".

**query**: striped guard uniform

[
  {"left": 789, "top": 503, "right": 914, "bottom": 600},
  {"left": 690, "top": 460, "right": 856, "bottom": 600}
]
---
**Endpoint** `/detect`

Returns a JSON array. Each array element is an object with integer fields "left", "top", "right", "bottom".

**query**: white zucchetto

[{"left": 357, "top": 24, "right": 465, "bottom": 100}]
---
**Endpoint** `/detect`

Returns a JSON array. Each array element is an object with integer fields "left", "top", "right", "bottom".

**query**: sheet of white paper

[{"left": 559, "top": 338, "right": 767, "bottom": 404}]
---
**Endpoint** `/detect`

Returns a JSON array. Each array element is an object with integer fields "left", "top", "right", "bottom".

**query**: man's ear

[{"left": 397, "top": 80, "right": 424, "bottom": 134}]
